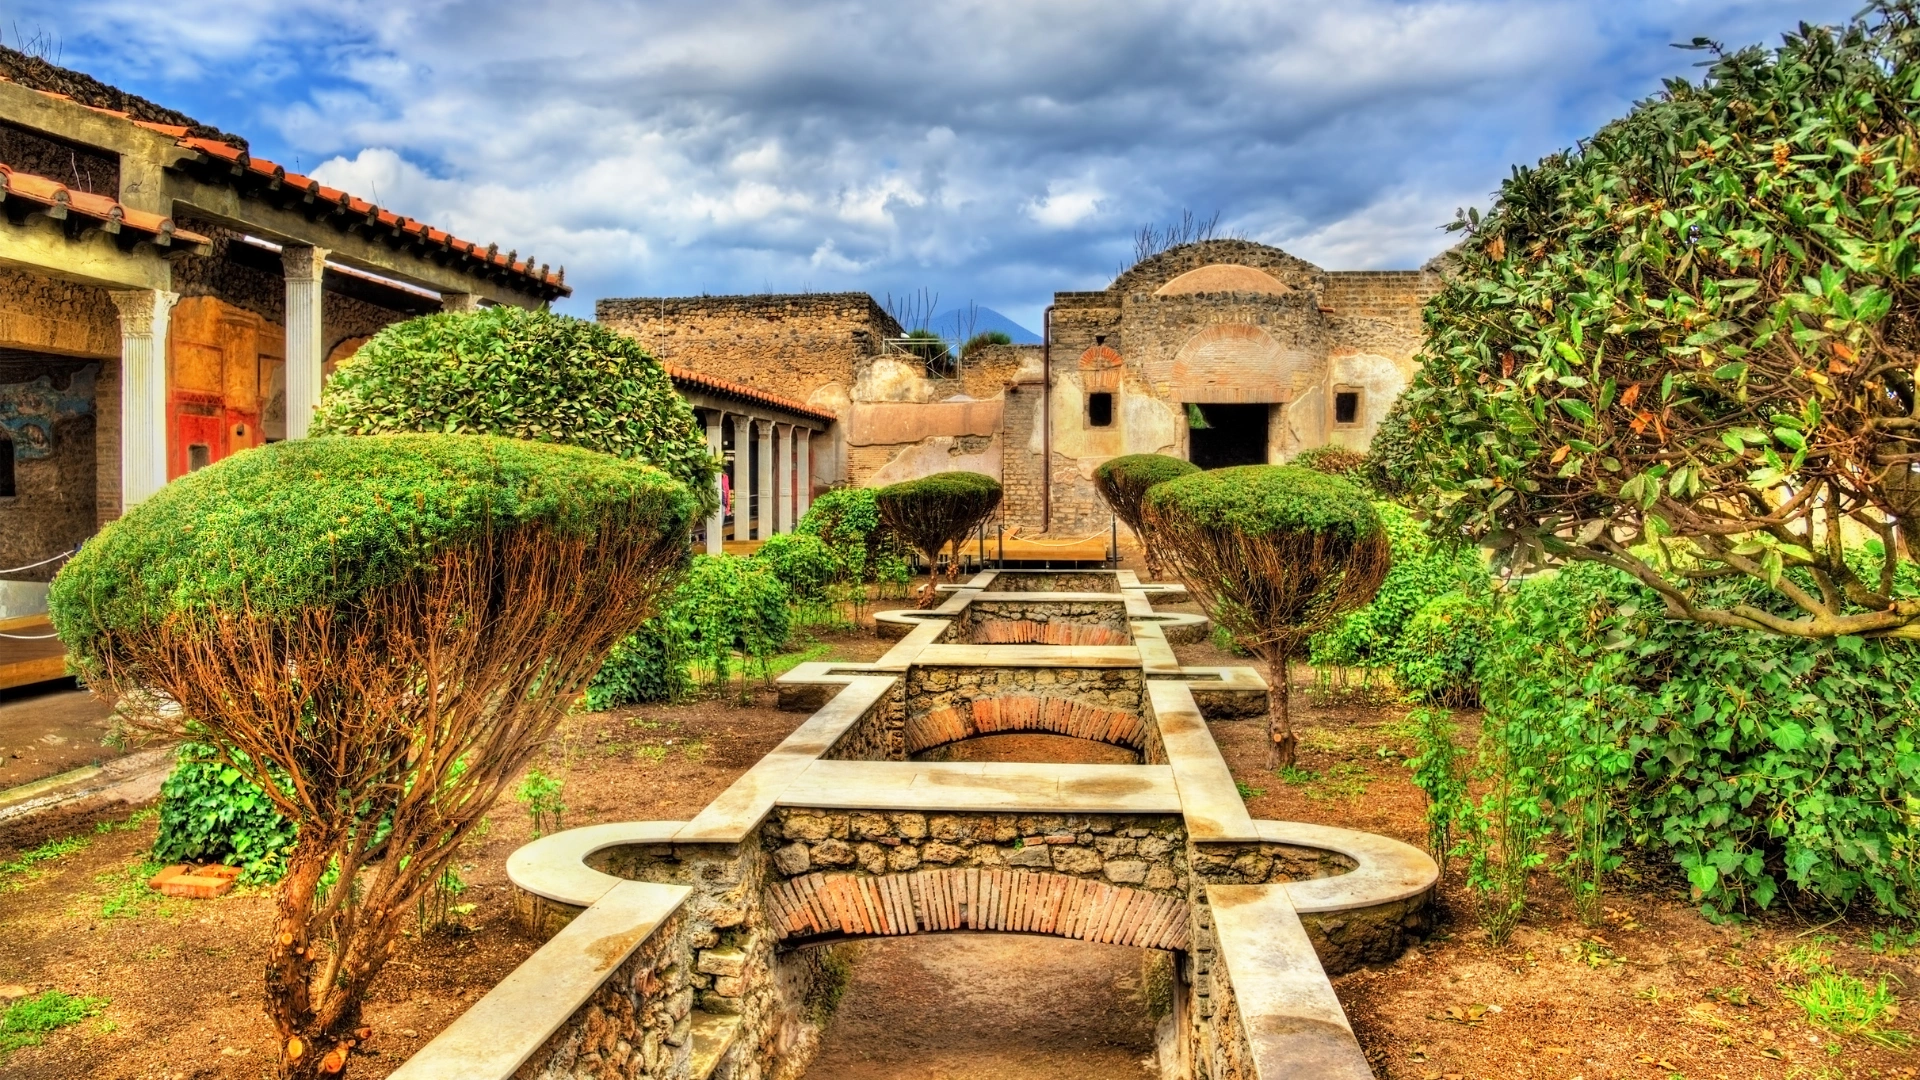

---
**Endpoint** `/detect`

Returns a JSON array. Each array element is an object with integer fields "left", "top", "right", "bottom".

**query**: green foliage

[
  {"left": 1288, "top": 445, "right": 1370, "bottom": 484},
  {"left": 154, "top": 743, "right": 297, "bottom": 883},
  {"left": 961, "top": 330, "right": 1012, "bottom": 358},
  {"left": 1309, "top": 502, "right": 1487, "bottom": 674},
  {"left": 50, "top": 433, "right": 696, "bottom": 655},
  {"left": 1479, "top": 559, "right": 1920, "bottom": 918},
  {"left": 796, "top": 486, "right": 910, "bottom": 589},
  {"left": 584, "top": 553, "right": 793, "bottom": 708},
  {"left": 0, "top": 991, "right": 106, "bottom": 1057},
  {"left": 1406, "top": 707, "right": 1469, "bottom": 875},
  {"left": 312, "top": 305, "right": 717, "bottom": 514},
  {"left": 582, "top": 620, "right": 688, "bottom": 709},
  {"left": 1394, "top": 6, "right": 1920, "bottom": 637},
  {"left": 515, "top": 770, "right": 565, "bottom": 837},
  {"left": 1092, "top": 455, "right": 1198, "bottom": 542},
  {"left": 1782, "top": 971, "right": 1911, "bottom": 1050},
  {"left": 875, "top": 472, "right": 1003, "bottom": 573},
  {"left": 754, "top": 532, "right": 838, "bottom": 601},
  {"left": 1393, "top": 591, "right": 1494, "bottom": 707},
  {"left": 1145, "top": 465, "right": 1381, "bottom": 543},
  {"left": 0, "top": 835, "right": 88, "bottom": 888}
]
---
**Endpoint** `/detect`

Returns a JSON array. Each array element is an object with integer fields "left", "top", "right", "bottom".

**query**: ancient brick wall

[
  {"left": 0, "top": 120, "right": 118, "bottom": 195},
  {"left": 512, "top": 907, "right": 693, "bottom": 1080},
  {"left": 941, "top": 599, "right": 1133, "bottom": 645},
  {"left": 597, "top": 293, "right": 899, "bottom": 404},
  {"left": 0, "top": 266, "right": 118, "bottom": 359},
  {"left": 1320, "top": 270, "right": 1437, "bottom": 363}
]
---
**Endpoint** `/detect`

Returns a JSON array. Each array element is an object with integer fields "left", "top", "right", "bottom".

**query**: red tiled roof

[
  {"left": 665, "top": 364, "right": 837, "bottom": 425},
  {"left": 0, "top": 163, "right": 210, "bottom": 250},
  {"left": 175, "top": 138, "right": 568, "bottom": 299},
  {"left": 0, "top": 75, "right": 565, "bottom": 300}
]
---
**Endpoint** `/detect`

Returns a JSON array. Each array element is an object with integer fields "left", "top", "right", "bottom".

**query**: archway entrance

[{"left": 1186, "top": 403, "right": 1270, "bottom": 469}]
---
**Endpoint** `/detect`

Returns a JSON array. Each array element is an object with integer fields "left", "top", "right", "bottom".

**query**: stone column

[
  {"left": 440, "top": 291, "right": 483, "bottom": 314},
  {"left": 107, "top": 288, "right": 178, "bottom": 509},
  {"left": 731, "top": 415, "right": 753, "bottom": 542},
  {"left": 774, "top": 423, "right": 793, "bottom": 534},
  {"left": 757, "top": 419, "right": 775, "bottom": 541},
  {"left": 796, "top": 427, "right": 813, "bottom": 522},
  {"left": 705, "top": 411, "right": 725, "bottom": 555},
  {"left": 282, "top": 245, "right": 329, "bottom": 439}
]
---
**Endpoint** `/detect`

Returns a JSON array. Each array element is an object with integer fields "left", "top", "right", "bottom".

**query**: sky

[{"left": 12, "top": 0, "right": 1860, "bottom": 329}]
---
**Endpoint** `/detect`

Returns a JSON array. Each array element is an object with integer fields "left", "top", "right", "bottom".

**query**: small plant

[
  {"left": 0, "top": 834, "right": 89, "bottom": 889},
  {"left": 1406, "top": 709, "right": 1470, "bottom": 862},
  {"left": 0, "top": 990, "right": 108, "bottom": 1058},
  {"left": 97, "top": 859, "right": 167, "bottom": 920},
  {"left": 635, "top": 745, "right": 669, "bottom": 765},
  {"left": 516, "top": 770, "right": 566, "bottom": 837},
  {"left": 1235, "top": 782, "right": 1266, "bottom": 800},
  {"left": 154, "top": 742, "right": 298, "bottom": 883},
  {"left": 415, "top": 866, "right": 470, "bottom": 934},
  {"left": 1783, "top": 972, "right": 1911, "bottom": 1050}
]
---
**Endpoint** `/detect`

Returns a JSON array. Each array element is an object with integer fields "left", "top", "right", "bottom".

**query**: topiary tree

[
  {"left": 313, "top": 304, "right": 718, "bottom": 516},
  {"left": 874, "top": 472, "right": 1003, "bottom": 599},
  {"left": 1145, "top": 465, "right": 1391, "bottom": 767},
  {"left": 50, "top": 434, "right": 693, "bottom": 1079},
  {"left": 1093, "top": 454, "right": 1199, "bottom": 580},
  {"left": 1396, "top": 4, "right": 1920, "bottom": 639}
]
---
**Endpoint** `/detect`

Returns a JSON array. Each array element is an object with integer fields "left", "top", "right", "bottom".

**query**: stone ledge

[
  {"left": 687, "top": 1011, "right": 741, "bottom": 1080},
  {"left": 779, "top": 760, "right": 1181, "bottom": 814},
  {"left": 1207, "top": 883, "right": 1374, "bottom": 1080},
  {"left": 507, "top": 820, "right": 689, "bottom": 908}
]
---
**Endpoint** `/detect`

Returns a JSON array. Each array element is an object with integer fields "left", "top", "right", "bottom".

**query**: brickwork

[
  {"left": 942, "top": 598, "right": 1133, "bottom": 643},
  {"left": 1321, "top": 270, "right": 1438, "bottom": 362},
  {"left": 906, "top": 665, "right": 1144, "bottom": 736},
  {"left": 905, "top": 695, "right": 1147, "bottom": 754},
  {"left": 0, "top": 120, "right": 118, "bottom": 197},
  {"left": 0, "top": 266, "right": 118, "bottom": 358},
  {"left": 984, "top": 572, "right": 1121, "bottom": 593},
  {"left": 597, "top": 293, "right": 900, "bottom": 400}
]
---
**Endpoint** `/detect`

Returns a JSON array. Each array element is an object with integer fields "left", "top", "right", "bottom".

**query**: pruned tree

[
  {"left": 1389, "top": 3, "right": 1920, "bottom": 638},
  {"left": 874, "top": 472, "right": 1003, "bottom": 601},
  {"left": 1146, "top": 465, "right": 1391, "bottom": 767},
  {"left": 1092, "top": 453, "right": 1199, "bottom": 579},
  {"left": 50, "top": 435, "right": 694, "bottom": 1079}
]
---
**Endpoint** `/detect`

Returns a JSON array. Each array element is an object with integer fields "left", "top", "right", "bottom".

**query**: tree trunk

[
  {"left": 1266, "top": 649, "right": 1297, "bottom": 770},
  {"left": 265, "top": 837, "right": 381, "bottom": 1078}
]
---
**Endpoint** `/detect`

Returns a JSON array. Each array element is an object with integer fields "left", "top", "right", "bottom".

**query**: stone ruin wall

[
  {"left": 940, "top": 598, "right": 1133, "bottom": 646},
  {"left": 511, "top": 906, "right": 695, "bottom": 1080}
]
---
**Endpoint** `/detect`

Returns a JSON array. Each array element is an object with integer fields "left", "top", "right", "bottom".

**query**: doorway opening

[{"left": 1186, "top": 403, "right": 1270, "bottom": 470}]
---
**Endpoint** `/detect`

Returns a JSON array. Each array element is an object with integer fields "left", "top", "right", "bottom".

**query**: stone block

[
  {"left": 928, "top": 815, "right": 970, "bottom": 841},
  {"left": 921, "top": 842, "right": 966, "bottom": 865},
  {"left": 1104, "top": 859, "right": 1148, "bottom": 884},
  {"left": 1095, "top": 836, "right": 1137, "bottom": 858},
  {"left": 890, "top": 812, "right": 929, "bottom": 839},
  {"left": 696, "top": 948, "right": 746, "bottom": 978},
  {"left": 811, "top": 839, "right": 855, "bottom": 867},
  {"left": 854, "top": 842, "right": 889, "bottom": 875},
  {"left": 784, "top": 813, "right": 834, "bottom": 841},
  {"left": 887, "top": 845, "right": 922, "bottom": 872},
  {"left": 1049, "top": 846, "right": 1101, "bottom": 875},
  {"left": 1006, "top": 844, "right": 1053, "bottom": 868},
  {"left": 850, "top": 812, "right": 891, "bottom": 839}
]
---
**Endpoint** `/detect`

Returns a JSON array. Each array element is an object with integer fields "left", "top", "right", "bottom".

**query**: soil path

[{"left": 801, "top": 934, "right": 1159, "bottom": 1080}]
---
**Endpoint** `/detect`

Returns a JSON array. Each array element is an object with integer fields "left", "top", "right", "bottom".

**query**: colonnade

[{"left": 701, "top": 411, "right": 814, "bottom": 555}]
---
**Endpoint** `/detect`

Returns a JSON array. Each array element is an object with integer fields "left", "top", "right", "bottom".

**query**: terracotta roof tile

[
  {"left": 0, "top": 162, "right": 208, "bottom": 248},
  {"left": 664, "top": 364, "right": 837, "bottom": 425}
]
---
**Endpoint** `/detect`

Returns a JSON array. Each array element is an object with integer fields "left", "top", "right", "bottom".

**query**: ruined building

[
  {"left": 601, "top": 239, "right": 1439, "bottom": 538},
  {"left": 0, "top": 49, "right": 563, "bottom": 615}
]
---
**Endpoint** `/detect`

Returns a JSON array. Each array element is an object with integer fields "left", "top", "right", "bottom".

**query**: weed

[
  {"left": 1782, "top": 972, "right": 1911, "bottom": 1049},
  {"left": 0, "top": 835, "right": 89, "bottom": 889},
  {"left": 0, "top": 990, "right": 107, "bottom": 1057},
  {"left": 1869, "top": 925, "right": 1920, "bottom": 958},
  {"left": 1277, "top": 762, "right": 1370, "bottom": 802},
  {"left": 680, "top": 741, "right": 710, "bottom": 764},
  {"left": 515, "top": 770, "right": 566, "bottom": 837},
  {"left": 97, "top": 860, "right": 168, "bottom": 920},
  {"left": 635, "top": 745, "right": 669, "bottom": 765},
  {"left": 1235, "top": 782, "right": 1266, "bottom": 800}
]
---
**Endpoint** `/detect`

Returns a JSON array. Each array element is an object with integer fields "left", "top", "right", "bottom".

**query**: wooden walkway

[{"left": 0, "top": 614, "right": 67, "bottom": 691}]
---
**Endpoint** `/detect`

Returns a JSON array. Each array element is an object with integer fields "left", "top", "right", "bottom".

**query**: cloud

[{"left": 21, "top": 0, "right": 1862, "bottom": 324}]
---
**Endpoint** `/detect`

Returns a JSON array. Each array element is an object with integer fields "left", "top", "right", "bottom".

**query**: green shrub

[
  {"left": 796, "top": 486, "right": 909, "bottom": 587},
  {"left": 1392, "top": 591, "right": 1491, "bottom": 707},
  {"left": 875, "top": 472, "right": 1002, "bottom": 581},
  {"left": 582, "top": 619, "right": 688, "bottom": 709},
  {"left": 754, "top": 531, "right": 837, "bottom": 600},
  {"left": 1309, "top": 502, "right": 1485, "bottom": 674},
  {"left": 515, "top": 769, "right": 566, "bottom": 837},
  {"left": 1477, "top": 558, "right": 1920, "bottom": 918},
  {"left": 154, "top": 743, "right": 297, "bottom": 883},
  {"left": 1144, "top": 465, "right": 1390, "bottom": 766},
  {"left": 584, "top": 552, "right": 793, "bottom": 708},
  {"left": 312, "top": 305, "right": 718, "bottom": 515},
  {"left": 1092, "top": 454, "right": 1198, "bottom": 578},
  {"left": 961, "top": 330, "right": 1012, "bottom": 358},
  {"left": 1288, "top": 446, "right": 1369, "bottom": 484}
]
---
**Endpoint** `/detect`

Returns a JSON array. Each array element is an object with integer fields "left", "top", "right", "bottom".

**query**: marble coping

[
  {"left": 776, "top": 759, "right": 1183, "bottom": 813},
  {"left": 388, "top": 879, "right": 691, "bottom": 1080},
  {"left": 1147, "top": 680, "right": 1259, "bottom": 843},
  {"left": 1254, "top": 820, "right": 1438, "bottom": 915},
  {"left": 1206, "top": 883, "right": 1375, "bottom": 1080}
]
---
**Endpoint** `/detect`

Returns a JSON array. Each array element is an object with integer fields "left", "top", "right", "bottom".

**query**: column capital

[
  {"left": 440, "top": 291, "right": 483, "bottom": 314},
  {"left": 281, "top": 244, "right": 330, "bottom": 283},
  {"left": 107, "top": 288, "right": 179, "bottom": 335}
]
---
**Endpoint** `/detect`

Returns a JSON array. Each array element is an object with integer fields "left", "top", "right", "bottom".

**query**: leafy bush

[
  {"left": 585, "top": 552, "right": 793, "bottom": 708},
  {"left": 796, "top": 486, "right": 910, "bottom": 588},
  {"left": 515, "top": 770, "right": 566, "bottom": 837},
  {"left": 1288, "top": 446, "right": 1369, "bottom": 484},
  {"left": 961, "top": 330, "right": 1012, "bottom": 358},
  {"left": 1474, "top": 558, "right": 1920, "bottom": 919},
  {"left": 1092, "top": 454, "right": 1198, "bottom": 578},
  {"left": 154, "top": 743, "right": 297, "bottom": 883},
  {"left": 313, "top": 304, "right": 718, "bottom": 516},
  {"left": 1309, "top": 502, "right": 1486, "bottom": 674},
  {"left": 1392, "top": 591, "right": 1492, "bottom": 707},
  {"left": 1144, "top": 465, "right": 1390, "bottom": 766},
  {"left": 1392, "top": 5, "right": 1920, "bottom": 638},
  {"left": 875, "top": 472, "right": 1002, "bottom": 583},
  {"left": 754, "top": 531, "right": 838, "bottom": 601},
  {"left": 581, "top": 620, "right": 688, "bottom": 709}
]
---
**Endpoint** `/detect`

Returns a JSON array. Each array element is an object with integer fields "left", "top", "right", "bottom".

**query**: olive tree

[
  {"left": 51, "top": 435, "right": 694, "bottom": 1078},
  {"left": 1388, "top": 3, "right": 1920, "bottom": 638},
  {"left": 1093, "top": 454, "right": 1198, "bottom": 579},
  {"left": 1146, "top": 465, "right": 1390, "bottom": 767},
  {"left": 874, "top": 472, "right": 1003, "bottom": 598}
]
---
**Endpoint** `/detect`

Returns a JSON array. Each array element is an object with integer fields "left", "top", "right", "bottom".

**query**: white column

[
  {"left": 108, "top": 289, "right": 178, "bottom": 508},
  {"left": 705, "top": 412, "right": 725, "bottom": 555},
  {"left": 756, "top": 418, "right": 775, "bottom": 542},
  {"left": 774, "top": 423, "right": 793, "bottom": 534},
  {"left": 282, "top": 245, "right": 329, "bottom": 439},
  {"left": 731, "top": 415, "right": 753, "bottom": 543},
  {"left": 797, "top": 427, "right": 813, "bottom": 522}
]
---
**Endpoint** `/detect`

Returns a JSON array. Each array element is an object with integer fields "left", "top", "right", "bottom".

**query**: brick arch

[
  {"left": 965, "top": 618, "right": 1129, "bottom": 646},
  {"left": 904, "top": 695, "right": 1147, "bottom": 755},
  {"left": 767, "top": 867, "right": 1191, "bottom": 950}
]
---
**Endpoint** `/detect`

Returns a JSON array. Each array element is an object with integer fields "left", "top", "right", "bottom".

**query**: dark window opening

[
  {"left": 1087, "top": 392, "right": 1113, "bottom": 428},
  {"left": 1186, "top": 403, "right": 1271, "bottom": 470},
  {"left": 188, "top": 444, "right": 212, "bottom": 472},
  {"left": 0, "top": 433, "right": 13, "bottom": 497},
  {"left": 1334, "top": 390, "right": 1360, "bottom": 426}
]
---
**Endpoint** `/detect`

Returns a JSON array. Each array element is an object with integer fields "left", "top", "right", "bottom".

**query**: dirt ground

[
  {"left": 1, "top": 588, "right": 1916, "bottom": 1080},
  {"left": 0, "top": 681, "right": 122, "bottom": 791}
]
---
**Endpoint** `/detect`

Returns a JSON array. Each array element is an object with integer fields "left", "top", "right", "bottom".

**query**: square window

[
  {"left": 1087, "top": 392, "right": 1114, "bottom": 427},
  {"left": 1334, "top": 390, "right": 1360, "bottom": 426},
  {"left": 188, "top": 444, "right": 212, "bottom": 471}
]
